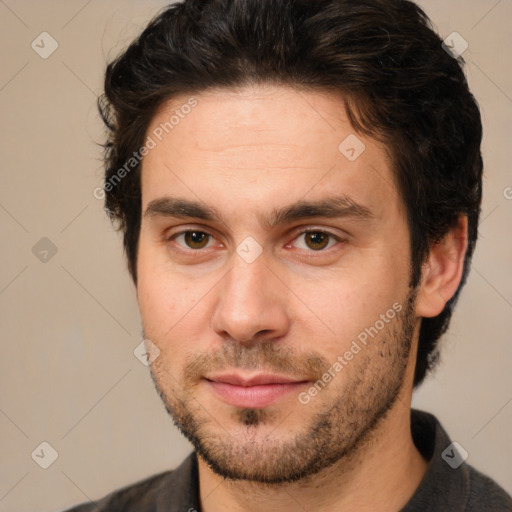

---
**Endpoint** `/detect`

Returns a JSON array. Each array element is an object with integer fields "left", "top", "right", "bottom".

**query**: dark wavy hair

[{"left": 99, "top": 0, "right": 483, "bottom": 387}]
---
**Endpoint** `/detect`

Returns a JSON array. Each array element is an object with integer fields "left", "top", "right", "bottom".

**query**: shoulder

[
  {"left": 466, "top": 464, "right": 512, "bottom": 511},
  {"left": 62, "top": 452, "right": 199, "bottom": 512},
  {"left": 62, "top": 470, "right": 174, "bottom": 512},
  {"left": 404, "top": 410, "right": 512, "bottom": 511}
]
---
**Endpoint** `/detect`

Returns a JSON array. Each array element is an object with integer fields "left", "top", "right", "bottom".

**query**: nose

[{"left": 210, "top": 253, "right": 291, "bottom": 345}]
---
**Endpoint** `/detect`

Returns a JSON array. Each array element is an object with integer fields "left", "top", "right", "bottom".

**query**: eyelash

[{"left": 165, "top": 227, "right": 345, "bottom": 253}]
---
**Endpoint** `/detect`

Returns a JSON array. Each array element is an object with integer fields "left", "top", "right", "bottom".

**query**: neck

[{"left": 198, "top": 390, "right": 428, "bottom": 512}]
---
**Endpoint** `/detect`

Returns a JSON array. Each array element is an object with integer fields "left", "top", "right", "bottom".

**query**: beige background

[{"left": 0, "top": 1, "right": 511, "bottom": 511}]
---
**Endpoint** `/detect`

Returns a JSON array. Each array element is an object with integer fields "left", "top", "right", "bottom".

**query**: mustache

[{"left": 182, "top": 342, "right": 331, "bottom": 384}]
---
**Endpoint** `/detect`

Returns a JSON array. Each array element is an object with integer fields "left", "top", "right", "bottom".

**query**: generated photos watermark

[
  {"left": 93, "top": 97, "right": 198, "bottom": 200},
  {"left": 298, "top": 302, "right": 403, "bottom": 405}
]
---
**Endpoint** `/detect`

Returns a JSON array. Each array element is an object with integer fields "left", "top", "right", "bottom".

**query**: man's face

[{"left": 137, "top": 85, "right": 419, "bottom": 483}]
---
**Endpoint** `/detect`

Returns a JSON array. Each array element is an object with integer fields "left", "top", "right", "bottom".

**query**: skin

[{"left": 136, "top": 84, "right": 468, "bottom": 511}]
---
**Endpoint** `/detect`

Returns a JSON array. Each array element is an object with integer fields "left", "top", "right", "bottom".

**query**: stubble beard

[{"left": 146, "top": 290, "right": 417, "bottom": 485}]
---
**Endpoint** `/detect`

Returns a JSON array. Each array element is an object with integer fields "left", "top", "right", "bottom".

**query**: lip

[
  {"left": 204, "top": 373, "right": 309, "bottom": 409},
  {"left": 205, "top": 372, "right": 305, "bottom": 386}
]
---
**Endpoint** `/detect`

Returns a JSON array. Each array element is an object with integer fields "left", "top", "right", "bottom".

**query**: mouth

[{"left": 203, "top": 372, "right": 310, "bottom": 409}]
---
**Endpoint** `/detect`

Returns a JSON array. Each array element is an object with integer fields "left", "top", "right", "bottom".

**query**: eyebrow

[{"left": 143, "top": 195, "right": 374, "bottom": 229}]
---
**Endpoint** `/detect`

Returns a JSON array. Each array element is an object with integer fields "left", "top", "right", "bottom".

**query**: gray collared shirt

[{"left": 64, "top": 409, "right": 512, "bottom": 511}]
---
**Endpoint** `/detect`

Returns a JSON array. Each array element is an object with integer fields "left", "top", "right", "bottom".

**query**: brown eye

[
  {"left": 291, "top": 230, "right": 340, "bottom": 252},
  {"left": 166, "top": 228, "right": 220, "bottom": 255},
  {"left": 181, "top": 231, "right": 211, "bottom": 249},
  {"left": 304, "top": 232, "right": 331, "bottom": 250}
]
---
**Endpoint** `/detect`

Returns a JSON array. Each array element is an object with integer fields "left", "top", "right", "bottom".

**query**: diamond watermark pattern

[
  {"left": 236, "top": 236, "right": 263, "bottom": 264},
  {"left": 31, "top": 441, "right": 59, "bottom": 469},
  {"left": 442, "top": 32, "right": 468, "bottom": 59},
  {"left": 31, "top": 32, "right": 59, "bottom": 59},
  {"left": 338, "top": 134, "right": 366, "bottom": 162},
  {"left": 441, "top": 441, "right": 469, "bottom": 469},
  {"left": 134, "top": 339, "right": 161, "bottom": 366},
  {"left": 32, "top": 237, "right": 58, "bottom": 263}
]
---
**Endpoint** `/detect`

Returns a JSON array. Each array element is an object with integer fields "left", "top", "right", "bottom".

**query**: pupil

[
  {"left": 308, "top": 232, "right": 328, "bottom": 250},
  {"left": 187, "top": 231, "right": 207, "bottom": 248}
]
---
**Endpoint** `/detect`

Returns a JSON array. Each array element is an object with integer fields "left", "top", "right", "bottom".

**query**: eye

[
  {"left": 166, "top": 228, "right": 343, "bottom": 254},
  {"left": 170, "top": 230, "right": 215, "bottom": 250},
  {"left": 291, "top": 230, "right": 341, "bottom": 251}
]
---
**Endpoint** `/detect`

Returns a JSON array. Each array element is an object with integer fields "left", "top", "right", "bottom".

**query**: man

[{"left": 67, "top": 0, "right": 512, "bottom": 510}]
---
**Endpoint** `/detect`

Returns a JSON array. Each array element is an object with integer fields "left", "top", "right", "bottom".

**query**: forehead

[
  {"left": 140, "top": 85, "right": 400, "bottom": 221},
  {"left": 147, "top": 85, "right": 363, "bottom": 166}
]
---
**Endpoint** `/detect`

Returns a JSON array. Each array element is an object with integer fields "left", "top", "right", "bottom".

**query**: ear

[{"left": 415, "top": 215, "right": 469, "bottom": 318}]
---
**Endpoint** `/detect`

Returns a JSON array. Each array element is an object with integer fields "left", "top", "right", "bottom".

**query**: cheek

[
  {"left": 299, "top": 261, "right": 407, "bottom": 351},
  {"left": 138, "top": 275, "right": 195, "bottom": 332},
  {"left": 136, "top": 260, "right": 215, "bottom": 366},
  {"left": 137, "top": 239, "right": 179, "bottom": 317}
]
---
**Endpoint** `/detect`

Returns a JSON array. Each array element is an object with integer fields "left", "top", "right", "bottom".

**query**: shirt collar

[{"left": 400, "top": 408, "right": 470, "bottom": 511}]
